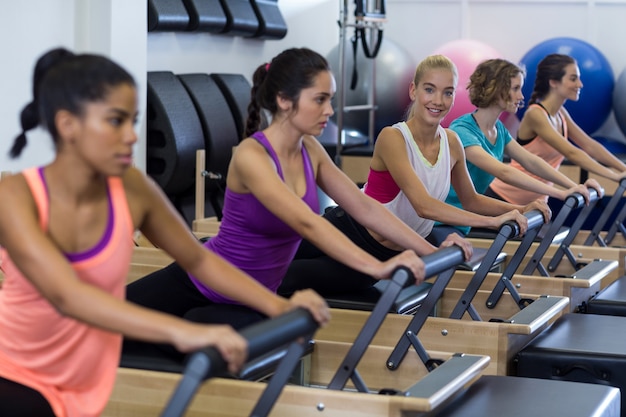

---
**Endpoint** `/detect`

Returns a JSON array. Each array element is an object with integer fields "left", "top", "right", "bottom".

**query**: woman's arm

[
  {"left": 475, "top": 140, "right": 589, "bottom": 201},
  {"left": 505, "top": 140, "right": 597, "bottom": 202},
  {"left": 523, "top": 106, "right": 625, "bottom": 182},
  {"left": 505, "top": 140, "right": 575, "bottom": 189},
  {"left": 465, "top": 143, "right": 569, "bottom": 200},
  {"left": 377, "top": 127, "right": 531, "bottom": 230},
  {"left": 562, "top": 108, "right": 626, "bottom": 174}
]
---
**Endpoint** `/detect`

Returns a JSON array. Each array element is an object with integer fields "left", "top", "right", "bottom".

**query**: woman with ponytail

[
  {"left": 9, "top": 48, "right": 75, "bottom": 159},
  {"left": 127, "top": 47, "right": 448, "bottom": 331},
  {"left": 0, "top": 47, "right": 330, "bottom": 417},
  {"left": 488, "top": 54, "right": 626, "bottom": 205}
]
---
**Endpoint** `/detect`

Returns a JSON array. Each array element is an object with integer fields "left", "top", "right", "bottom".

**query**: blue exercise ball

[
  {"left": 517, "top": 37, "right": 614, "bottom": 135},
  {"left": 613, "top": 67, "right": 626, "bottom": 138},
  {"left": 594, "top": 136, "right": 626, "bottom": 155}
]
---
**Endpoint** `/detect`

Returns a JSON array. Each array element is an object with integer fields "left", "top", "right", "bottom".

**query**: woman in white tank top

[{"left": 363, "top": 55, "right": 551, "bottom": 247}]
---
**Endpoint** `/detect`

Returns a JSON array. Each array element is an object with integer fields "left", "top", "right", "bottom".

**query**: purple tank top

[{"left": 191, "top": 132, "right": 319, "bottom": 303}]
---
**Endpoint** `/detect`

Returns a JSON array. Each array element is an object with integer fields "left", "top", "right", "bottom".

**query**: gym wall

[{"left": 3, "top": 0, "right": 626, "bottom": 173}]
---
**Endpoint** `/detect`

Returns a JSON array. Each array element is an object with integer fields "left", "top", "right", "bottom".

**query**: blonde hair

[{"left": 407, "top": 54, "right": 458, "bottom": 119}]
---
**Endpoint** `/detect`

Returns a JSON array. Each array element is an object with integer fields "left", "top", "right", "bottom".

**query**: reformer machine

[
  {"left": 109, "top": 247, "right": 619, "bottom": 417},
  {"left": 324, "top": 203, "right": 615, "bottom": 322},
  {"left": 550, "top": 179, "right": 626, "bottom": 316},
  {"left": 159, "top": 307, "right": 621, "bottom": 417},
  {"left": 465, "top": 189, "right": 622, "bottom": 298},
  {"left": 106, "top": 247, "right": 491, "bottom": 417},
  {"left": 507, "top": 181, "right": 626, "bottom": 417},
  {"left": 477, "top": 190, "right": 617, "bottom": 313},
  {"left": 129, "top": 203, "right": 616, "bottom": 379},
  {"left": 545, "top": 178, "right": 626, "bottom": 291},
  {"left": 128, "top": 207, "right": 612, "bottom": 376},
  {"left": 570, "top": 177, "right": 626, "bottom": 248}
]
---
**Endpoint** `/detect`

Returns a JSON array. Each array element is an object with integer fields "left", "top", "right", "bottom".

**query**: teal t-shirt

[{"left": 440, "top": 112, "right": 512, "bottom": 234}]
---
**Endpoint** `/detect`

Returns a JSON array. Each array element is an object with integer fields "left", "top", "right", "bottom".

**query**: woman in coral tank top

[
  {"left": 489, "top": 53, "right": 626, "bottom": 205},
  {"left": 0, "top": 48, "right": 330, "bottom": 417}
]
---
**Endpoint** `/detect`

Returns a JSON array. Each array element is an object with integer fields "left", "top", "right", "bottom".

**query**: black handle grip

[
  {"left": 421, "top": 245, "right": 465, "bottom": 278},
  {"left": 525, "top": 209, "right": 546, "bottom": 231},
  {"left": 500, "top": 208, "right": 546, "bottom": 238},
  {"left": 588, "top": 186, "right": 601, "bottom": 203},
  {"left": 566, "top": 187, "right": 600, "bottom": 209},
  {"left": 188, "top": 308, "right": 318, "bottom": 380},
  {"left": 386, "top": 246, "right": 465, "bottom": 290}
]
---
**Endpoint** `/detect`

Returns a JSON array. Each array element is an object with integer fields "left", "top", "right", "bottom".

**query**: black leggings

[
  {"left": 278, "top": 206, "right": 397, "bottom": 297},
  {"left": 124, "top": 262, "right": 266, "bottom": 360},
  {"left": 433, "top": 186, "right": 507, "bottom": 241},
  {"left": 126, "top": 261, "right": 266, "bottom": 327},
  {"left": 426, "top": 225, "right": 465, "bottom": 246},
  {"left": 0, "top": 377, "right": 55, "bottom": 417},
  {"left": 484, "top": 186, "right": 506, "bottom": 201}
]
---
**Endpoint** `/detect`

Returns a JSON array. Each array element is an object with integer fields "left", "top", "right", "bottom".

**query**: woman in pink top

[
  {"left": 489, "top": 53, "right": 626, "bottom": 205},
  {"left": 0, "top": 48, "right": 330, "bottom": 417}
]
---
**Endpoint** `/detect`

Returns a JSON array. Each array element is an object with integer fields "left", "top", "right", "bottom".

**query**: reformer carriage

[{"left": 107, "top": 247, "right": 491, "bottom": 417}]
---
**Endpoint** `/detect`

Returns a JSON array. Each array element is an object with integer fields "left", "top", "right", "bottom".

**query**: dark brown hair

[
  {"left": 10, "top": 47, "right": 135, "bottom": 158},
  {"left": 528, "top": 53, "right": 576, "bottom": 105},
  {"left": 245, "top": 47, "right": 330, "bottom": 138}
]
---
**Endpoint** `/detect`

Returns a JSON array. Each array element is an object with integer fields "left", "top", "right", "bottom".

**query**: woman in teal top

[
  {"left": 447, "top": 113, "right": 513, "bottom": 220},
  {"left": 434, "top": 58, "right": 597, "bottom": 237}
]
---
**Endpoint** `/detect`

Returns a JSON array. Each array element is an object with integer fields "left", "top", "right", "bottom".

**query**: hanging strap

[
  {"left": 357, "top": 26, "right": 383, "bottom": 59},
  {"left": 350, "top": 32, "right": 359, "bottom": 90},
  {"left": 349, "top": 21, "right": 384, "bottom": 90}
]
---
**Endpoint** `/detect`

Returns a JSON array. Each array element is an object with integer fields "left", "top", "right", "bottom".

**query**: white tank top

[{"left": 383, "top": 122, "right": 451, "bottom": 237}]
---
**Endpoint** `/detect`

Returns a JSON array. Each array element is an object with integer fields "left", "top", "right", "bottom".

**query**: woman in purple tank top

[{"left": 127, "top": 48, "right": 471, "bottom": 342}]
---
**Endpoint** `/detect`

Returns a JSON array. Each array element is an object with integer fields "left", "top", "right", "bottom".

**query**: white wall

[
  {"left": 1, "top": 0, "right": 75, "bottom": 173},
  {"left": 0, "top": 0, "right": 146, "bottom": 173},
  {"left": 147, "top": 0, "right": 339, "bottom": 74},
  {"left": 3, "top": 0, "right": 626, "bottom": 173}
]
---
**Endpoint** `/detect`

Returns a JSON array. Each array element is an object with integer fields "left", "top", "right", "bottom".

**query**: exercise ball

[
  {"left": 613, "top": 67, "right": 626, "bottom": 138},
  {"left": 326, "top": 38, "right": 415, "bottom": 139},
  {"left": 518, "top": 37, "right": 614, "bottom": 135},
  {"left": 594, "top": 136, "right": 626, "bottom": 155},
  {"left": 432, "top": 39, "right": 503, "bottom": 127}
]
